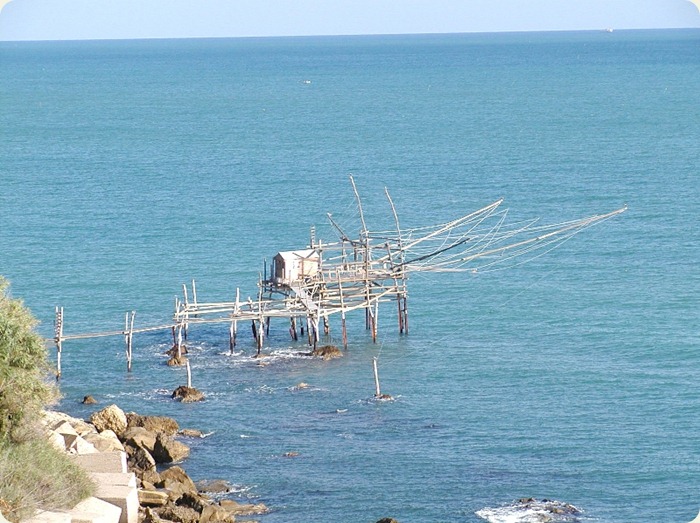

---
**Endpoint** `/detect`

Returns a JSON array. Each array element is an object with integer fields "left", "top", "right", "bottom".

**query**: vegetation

[{"left": 0, "top": 277, "right": 94, "bottom": 522}]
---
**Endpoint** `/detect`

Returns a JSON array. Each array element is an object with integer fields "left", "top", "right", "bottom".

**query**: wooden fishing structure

[
  {"left": 51, "top": 176, "right": 626, "bottom": 375},
  {"left": 168, "top": 177, "right": 626, "bottom": 354}
]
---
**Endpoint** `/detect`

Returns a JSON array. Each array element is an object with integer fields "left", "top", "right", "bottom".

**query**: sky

[{"left": 0, "top": 0, "right": 699, "bottom": 41}]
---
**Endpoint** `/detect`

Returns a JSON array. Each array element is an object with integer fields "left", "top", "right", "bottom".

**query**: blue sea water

[{"left": 1, "top": 29, "right": 699, "bottom": 522}]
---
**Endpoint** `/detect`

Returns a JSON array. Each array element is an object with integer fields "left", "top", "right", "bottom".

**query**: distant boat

[{"left": 603, "top": 28, "right": 614, "bottom": 33}]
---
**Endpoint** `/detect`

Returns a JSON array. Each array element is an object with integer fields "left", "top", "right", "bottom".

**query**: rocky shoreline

[{"left": 40, "top": 405, "right": 268, "bottom": 523}]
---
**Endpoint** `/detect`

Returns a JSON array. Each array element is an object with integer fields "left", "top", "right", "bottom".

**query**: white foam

[{"left": 476, "top": 499, "right": 582, "bottom": 523}]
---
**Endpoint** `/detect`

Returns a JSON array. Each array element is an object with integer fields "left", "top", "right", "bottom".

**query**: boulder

[
  {"left": 152, "top": 433, "right": 190, "bottom": 463},
  {"left": 376, "top": 519, "right": 401, "bottom": 523},
  {"left": 154, "top": 505, "right": 200, "bottom": 523},
  {"left": 311, "top": 345, "right": 343, "bottom": 360},
  {"left": 195, "top": 479, "right": 232, "bottom": 494},
  {"left": 166, "top": 356, "right": 188, "bottom": 367},
  {"left": 178, "top": 429, "right": 205, "bottom": 438},
  {"left": 175, "top": 492, "right": 208, "bottom": 513},
  {"left": 121, "top": 426, "right": 157, "bottom": 454},
  {"left": 82, "top": 395, "right": 98, "bottom": 405},
  {"left": 199, "top": 505, "right": 235, "bottom": 523},
  {"left": 84, "top": 430, "right": 125, "bottom": 453},
  {"left": 141, "top": 508, "right": 162, "bottom": 523},
  {"left": 125, "top": 443, "right": 156, "bottom": 475},
  {"left": 166, "top": 345, "right": 188, "bottom": 356},
  {"left": 219, "top": 499, "right": 269, "bottom": 516},
  {"left": 66, "top": 434, "right": 99, "bottom": 455},
  {"left": 171, "top": 386, "right": 205, "bottom": 403},
  {"left": 90, "top": 405, "right": 128, "bottom": 437},
  {"left": 137, "top": 490, "right": 170, "bottom": 507},
  {"left": 159, "top": 466, "right": 197, "bottom": 493},
  {"left": 126, "top": 413, "right": 179, "bottom": 436}
]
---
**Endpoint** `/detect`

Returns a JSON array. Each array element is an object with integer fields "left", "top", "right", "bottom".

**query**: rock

[
  {"left": 195, "top": 480, "right": 232, "bottom": 494},
  {"left": 152, "top": 433, "right": 190, "bottom": 463},
  {"left": 140, "top": 469, "right": 162, "bottom": 486},
  {"left": 376, "top": 519, "right": 400, "bottom": 523},
  {"left": 219, "top": 499, "right": 269, "bottom": 516},
  {"left": 175, "top": 492, "right": 208, "bottom": 513},
  {"left": 159, "top": 466, "right": 197, "bottom": 494},
  {"left": 283, "top": 451, "right": 299, "bottom": 458},
  {"left": 141, "top": 507, "right": 162, "bottom": 523},
  {"left": 138, "top": 490, "right": 170, "bottom": 507},
  {"left": 167, "top": 356, "right": 188, "bottom": 367},
  {"left": 90, "top": 404, "right": 128, "bottom": 437},
  {"left": 166, "top": 345, "right": 189, "bottom": 356},
  {"left": 155, "top": 505, "right": 200, "bottom": 523},
  {"left": 125, "top": 442, "right": 156, "bottom": 474},
  {"left": 66, "top": 434, "right": 99, "bottom": 455},
  {"left": 199, "top": 505, "right": 235, "bottom": 523},
  {"left": 82, "top": 395, "right": 98, "bottom": 404},
  {"left": 311, "top": 344, "right": 343, "bottom": 360},
  {"left": 121, "top": 426, "right": 157, "bottom": 454},
  {"left": 171, "top": 386, "right": 205, "bottom": 403},
  {"left": 84, "top": 430, "right": 125, "bottom": 453},
  {"left": 178, "top": 429, "right": 205, "bottom": 438},
  {"left": 126, "top": 413, "right": 179, "bottom": 436}
]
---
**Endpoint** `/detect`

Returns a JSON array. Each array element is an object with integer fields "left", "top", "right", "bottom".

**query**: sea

[{"left": 1, "top": 29, "right": 699, "bottom": 523}]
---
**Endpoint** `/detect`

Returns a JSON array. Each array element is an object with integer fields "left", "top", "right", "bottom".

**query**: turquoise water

[{"left": 1, "top": 30, "right": 699, "bottom": 522}]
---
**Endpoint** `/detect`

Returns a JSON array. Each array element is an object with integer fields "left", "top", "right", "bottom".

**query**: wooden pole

[
  {"left": 306, "top": 315, "right": 312, "bottom": 346},
  {"left": 337, "top": 272, "right": 348, "bottom": 350},
  {"left": 403, "top": 296, "right": 409, "bottom": 334},
  {"left": 186, "top": 360, "right": 192, "bottom": 388},
  {"left": 177, "top": 323, "right": 183, "bottom": 359},
  {"left": 290, "top": 317, "right": 298, "bottom": 341},
  {"left": 125, "top": 311, "right": 135, "bottom": 372},
  {"left": 229, "top": 320, "right": 235, "bottom": 355},
  {"left": 191, "top": 279, "right": 198, "bottom": 306},
  {"left": 341, "top": 311, "right": 348, "bottom": 350},
  {"left": 54, "top": 306, "right": 63, "bottom": 380},
  {"left": 233, "top": 287, "right": 240, "bottom": 349},
  {"left": 323, "top": 315, "right": 330, "bottom": 336},
  {"left": 373, "top": 357, "right": 381, "bottom": 397},
  {"left": 372, "top": 300, "right": 379, "bottom": 343}
]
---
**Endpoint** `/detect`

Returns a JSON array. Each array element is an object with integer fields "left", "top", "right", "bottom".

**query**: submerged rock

[
  {"left": 172, "top": 386, "right": 205, "bottom": 403},
  {"left": 476, "top": 498, "right": 582, "bottom": 523},
  {"left": 82, "top": 395, "right": 97, "bottom": 404},
  {"left": 167, "top": 356, "right": 189, "bottom": 367},
  {"left": 311, "top": 344, "right": 343, "bottom": 360}
]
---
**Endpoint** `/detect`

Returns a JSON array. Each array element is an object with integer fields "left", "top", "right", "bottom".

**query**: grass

[{"left": 0, "top": 437, "right": 96, "bottom": 522}]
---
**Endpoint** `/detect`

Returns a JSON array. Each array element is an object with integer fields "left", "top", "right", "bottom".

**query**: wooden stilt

[
  {"left": 265, "top": 316, "right": 271, "bottom": 336},
  {"left": 186, "top": 360, "right": 192, "bottom": 388},
  {"left": 397, "top": 294, "right": 404, "bottom": 334},
  {"left": 306, "top": 315, "right": 312, "bottom": 346},
  {"left": 54, "top": 306, "right": 63, "bottom": 380},
  {"left": 177, "top": 323, "right": 183, "bottom": 359},
  {"left": 403, "top": 296, "right": 409, "bottom": 334},
  {"left": 323, "top": 315, "right": 329, "bottom": 336},
  {"left": 373, "top": 357, "right": 381, "bottom": 397},
  {"left": 229, "top": 320, "right": 235, "bottom": 355},
  {"left": 290, "top": 317, "right": 298, "bottom": 341},
  {"left": 372, "top": 300, "right": 379, "bottom": 343},
  {"left": 256, "top": 318, "right": 264, "bottom": 356},
  {"left": 341, "top": 311, "right": 348, "bottom": 350},
  {"left": 125, "top": 311, "right": 135, "bottom": 372}
]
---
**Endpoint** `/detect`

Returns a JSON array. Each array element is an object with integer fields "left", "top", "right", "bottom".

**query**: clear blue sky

[{"left": 1, "top": 0, "right": 699, "bottom": 41}]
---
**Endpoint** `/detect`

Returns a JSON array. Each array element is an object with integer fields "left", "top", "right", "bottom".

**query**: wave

[{"left": 476, "top": 498, "right": 582, "bottom": 523}]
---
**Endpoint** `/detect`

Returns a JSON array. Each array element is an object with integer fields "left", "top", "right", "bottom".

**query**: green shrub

[
  {"left": 0, "top": 277, "right": 95, "bottom": 521},
  {"left": 0, "top": 277, "right": 57, "bottom": 442}
]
